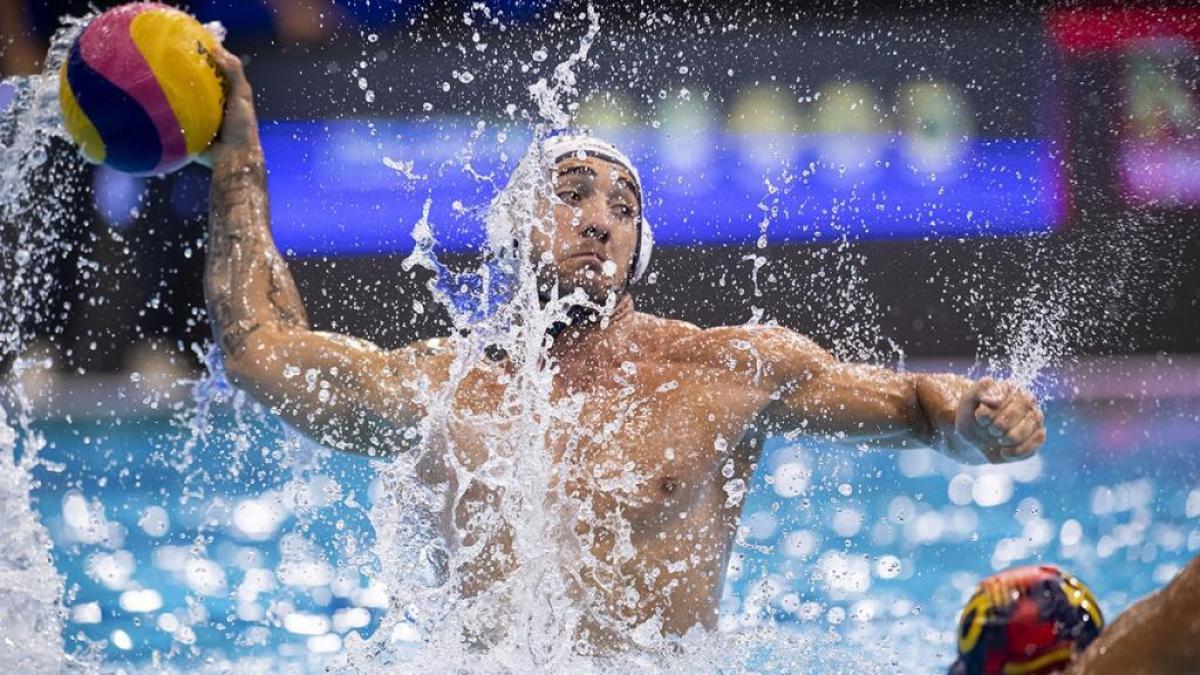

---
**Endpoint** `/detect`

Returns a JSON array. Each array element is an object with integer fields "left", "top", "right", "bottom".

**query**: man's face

[{"left": 529, "top": 155, "right": 641, "bottom": 305}]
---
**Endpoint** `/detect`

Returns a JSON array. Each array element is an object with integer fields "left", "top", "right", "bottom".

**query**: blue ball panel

[{"left": 65, "top": 40, "right": 162, "bottom": 174}]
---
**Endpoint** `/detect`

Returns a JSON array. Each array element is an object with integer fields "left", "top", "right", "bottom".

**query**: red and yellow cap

[{"left": 949, "top": 564, "right": 1104, "bottom": 675}]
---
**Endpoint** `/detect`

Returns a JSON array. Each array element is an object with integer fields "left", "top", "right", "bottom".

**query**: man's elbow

[
  {"left": 217, "top": 329, "right": 279, "bottom": 391},
  {"left": 222, "top": 356, "right": 252, "bottom": 389}
]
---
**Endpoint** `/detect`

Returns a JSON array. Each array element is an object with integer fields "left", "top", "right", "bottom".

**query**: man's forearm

[{"left": 205, "top": 148, "right": 309, "bottom": 362}]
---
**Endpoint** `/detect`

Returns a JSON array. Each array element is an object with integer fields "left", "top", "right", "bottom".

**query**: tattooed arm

[{"left": 203, "top": 45, "right": 442, "bottom": 457}]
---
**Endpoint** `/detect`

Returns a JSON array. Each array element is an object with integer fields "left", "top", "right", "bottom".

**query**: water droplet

[
  {"left": 720, "top": 457, "right": 734, "bottom": 477},
  {"left": 723, "top": 478, "right": 746, "bottom": 507},
  {"left": 28, "top": 143, "right": 46, "bottom": 167}
]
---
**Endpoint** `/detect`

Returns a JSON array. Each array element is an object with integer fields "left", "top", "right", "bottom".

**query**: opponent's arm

[
  {"left": 747, "top": 327, "right": 1044, "bottom": 464},
  {"left": 204, "top": 45, "right": 434, "bottom": 457},
  {"left": 1065, "top": 555, "right": 1200, "bottom": 674}
]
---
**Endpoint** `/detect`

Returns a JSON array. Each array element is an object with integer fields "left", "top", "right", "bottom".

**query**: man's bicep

[
  {"left": 225, "top": 328, "right": 432, "bottom": 456},
  {"left": 762, "top": 337, "right": 928, "bottom": 445}
]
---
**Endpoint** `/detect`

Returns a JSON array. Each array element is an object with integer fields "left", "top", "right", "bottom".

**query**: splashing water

[
  {"left": 528, "top": 5, "right": 601, "bottom": 131},
  {"left": 0, "top": 5, "right": 1194, "bottom": 674},
  {"left": 346, "top": 149, "right": 620, "bottom": 672},
  {"left": 0, "top": 378, "right": 68, "bottom": 671},
  {"left": 973, "top": 219, "right": 1183, "bottom": 393},
  {"left": 335, "top": 10, "right": 886, "bottom": 673},
  {"left": 0, "top": 14, "right": 92, "bottom": 674}
]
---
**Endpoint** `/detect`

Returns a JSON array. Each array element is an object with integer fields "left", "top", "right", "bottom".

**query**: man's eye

[
  {"left": 558, "top": 190, "right": 581, "bottom": 203},
  {"left": 614, "top": 204, "right": 637, "bottom": 219}
]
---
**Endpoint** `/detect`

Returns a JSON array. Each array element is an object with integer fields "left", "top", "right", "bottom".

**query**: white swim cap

[{"left": 485, "top": 132, "right": 653, "bottom": 284}]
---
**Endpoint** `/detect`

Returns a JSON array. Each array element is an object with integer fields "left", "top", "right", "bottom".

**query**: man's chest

[{"left": 437, "top": 360, "right": 769, "bottom": 522}]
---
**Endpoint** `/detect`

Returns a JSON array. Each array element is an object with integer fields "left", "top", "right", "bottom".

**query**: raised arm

[
  {"left": 748, "top": 327, "right": 1045, "bottom": 464},
  {"left": 203, "top": 45, "right": 439, "bottom": 457}
]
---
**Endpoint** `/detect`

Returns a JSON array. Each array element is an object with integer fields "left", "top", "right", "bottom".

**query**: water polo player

[
  {"left": 950, "top": 558, "right": 1200, "bottom": 674},
  {"left": 201, "top": 43, "right": 1047, "bottom": 650}
]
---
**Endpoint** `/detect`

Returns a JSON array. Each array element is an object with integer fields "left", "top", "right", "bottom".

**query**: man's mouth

[{"left": 567, "top": 251, "right": 607, "bottom": 264}]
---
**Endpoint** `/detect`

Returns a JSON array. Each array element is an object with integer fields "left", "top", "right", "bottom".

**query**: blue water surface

[{"left": 27, "top": 395, "right": 1200, "bottom": 671}]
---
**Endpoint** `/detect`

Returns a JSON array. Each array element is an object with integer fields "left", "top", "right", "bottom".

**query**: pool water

[{"left": 27, "top": 393, "right": 1200, "bottom": 671}]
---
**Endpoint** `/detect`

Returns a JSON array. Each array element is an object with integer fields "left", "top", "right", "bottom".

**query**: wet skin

[
  {"left": 202, "top": 45, "right": 1046, "bottom": 651},
  {"left": 1063, "top": 554, "right": 1200, "bottom": 674}
]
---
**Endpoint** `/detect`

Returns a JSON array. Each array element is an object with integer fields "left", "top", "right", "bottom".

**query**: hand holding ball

[{"left": 58, "top": 2, "right": 225, "bottom": 175}]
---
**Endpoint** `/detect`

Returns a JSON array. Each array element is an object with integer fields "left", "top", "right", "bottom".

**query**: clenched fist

[{"left": 955, "top": 377, "right": 1045, "bottom": 464}]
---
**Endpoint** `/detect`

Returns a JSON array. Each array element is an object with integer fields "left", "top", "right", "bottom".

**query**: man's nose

[
  {"left": 577, "top": 200, "right": 612, "bottom": 243},
  {"left": 580, "top": 223, "right": 610, "bottom": 243}
]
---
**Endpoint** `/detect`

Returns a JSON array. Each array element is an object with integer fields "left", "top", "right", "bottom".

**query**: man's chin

[{"left": 542, "top": 275, "right": 619, "bottom": 307}]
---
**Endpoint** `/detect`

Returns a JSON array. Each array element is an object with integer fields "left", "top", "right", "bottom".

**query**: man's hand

[
  {"left": 199, "top": 44, "right": 262, "bottom": 166},
  {"left": 954, "top": 378, "right": 1045, "bottom": 463}
]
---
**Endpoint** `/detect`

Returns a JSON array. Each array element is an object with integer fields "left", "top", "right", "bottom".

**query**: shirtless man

[{"left": 202, "top": 46, "right": 1046, "bottom": 650}]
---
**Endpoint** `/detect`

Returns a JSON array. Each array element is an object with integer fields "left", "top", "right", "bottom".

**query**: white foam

[
  {"left": 332, "top": 607, "right": 371, "bottom": 633},
  {"left": 284, "top": 612, "right": 331, "bottom": 636},
  {"left": 110, "top": 629, "right": 132, "bottom": 651},
  {"left": 972, "top": 473, "right": 1013, "bottom": 507},
  {"left": 69, "top": 602, "right": 101, "bottom": 624},
  {"left": 232, "top": 497, "right": 289, "bottom": 541},
  {"left": 118, "top": 588, "right": 163, "bottom": 613},
  {"left": 184, "top": 557, "right": 227, "bottom": 596},
  {"left": 137, "top": 505, "right": 170, "bottom": 537}
]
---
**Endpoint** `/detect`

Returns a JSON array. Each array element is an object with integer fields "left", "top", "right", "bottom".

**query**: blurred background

[
  {"left": 2, "top": 1, "right": 1199, "bottom": 669},
  {"left": 1, "top": 0, "right": 1197, "bottom": 379}
]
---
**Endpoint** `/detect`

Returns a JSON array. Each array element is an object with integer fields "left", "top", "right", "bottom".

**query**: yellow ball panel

[
  {"left": 58, "top": 62, "right": 107, "bottom": 164},
  {"left": 129, "top": 8, "right": 225, "bottom": 157}
]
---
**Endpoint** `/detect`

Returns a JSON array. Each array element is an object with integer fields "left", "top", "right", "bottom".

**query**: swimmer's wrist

[{"left": 914, "top": 374, "right": 989, "bottom": 464}]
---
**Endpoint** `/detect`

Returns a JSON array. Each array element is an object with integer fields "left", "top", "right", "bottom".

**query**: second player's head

[{"left": 950, "top": 564, "right": 1104, "bottom": 675}]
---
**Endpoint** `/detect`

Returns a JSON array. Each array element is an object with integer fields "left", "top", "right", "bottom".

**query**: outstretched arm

[
  {"left": 204, "top": 45, "right": 438, "bottom": 456},
  {"left": 749, "top": 327, "right": 1045, "bottom": 464},
  {"left": 1066, "top": 555, "right": 1200, "bottom": 674}
]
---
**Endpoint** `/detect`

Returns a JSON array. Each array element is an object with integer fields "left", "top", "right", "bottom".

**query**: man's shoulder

[
  {"left": 382, "top": 336, "right": 457, "bottom": 377},
  {"left": 634, "top": 314, "right": 822, "bottom": 365},
  {"left": 630, "top": 311, "right": 703, "bottom": 341},
  {"left": 406, "top": 336, "right": 455, "bottom": 356}
]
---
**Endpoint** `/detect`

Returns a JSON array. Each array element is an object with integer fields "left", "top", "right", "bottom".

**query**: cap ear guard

[{"left": 630, "top": 215, "right": 653, "bottom": 283}]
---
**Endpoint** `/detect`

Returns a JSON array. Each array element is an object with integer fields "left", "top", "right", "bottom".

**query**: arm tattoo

[
  {"left": 267, "top": 252, "right": 310, "bottom": 329},
  {"left": 205, "top": 155, "right": 310, "bottom": 360}
]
